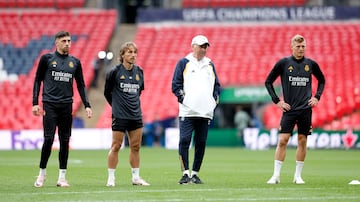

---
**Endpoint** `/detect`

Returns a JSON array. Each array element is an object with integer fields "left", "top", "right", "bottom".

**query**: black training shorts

[
  {"left": 111, "top": 117, "right": 143, "bottom": 132},
  {"left": 279, "top": 108, "right": 312, "bottom": 135}
]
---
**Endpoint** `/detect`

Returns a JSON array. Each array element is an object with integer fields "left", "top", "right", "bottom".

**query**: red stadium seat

[
  {"left": 0, "top": 0, "right": 85, "bottom": 8},
  {"left": 0, "top": 10, "right": 117, "bottom": 129}
]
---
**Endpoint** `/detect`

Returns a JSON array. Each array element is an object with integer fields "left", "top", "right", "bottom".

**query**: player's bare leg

[
  {"left": 106, "top": 131, "right": 125, "bottom": 187},
  {"left": 294, "top": 134, "right": 307, "bottom": 184},
  {"left": 267, "top": 133, "right": 290, "bottom": 184},
  {"left": 128, "top": 128, "right": 149, "bottom": 186}
]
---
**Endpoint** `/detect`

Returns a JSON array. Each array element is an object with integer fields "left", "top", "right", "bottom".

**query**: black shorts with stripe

[
  {"left": 279, "top": 108, "right": 312, "bottom": 135},
  {"left": 111, "top": 117, "right": 143, "bottom": 132}
]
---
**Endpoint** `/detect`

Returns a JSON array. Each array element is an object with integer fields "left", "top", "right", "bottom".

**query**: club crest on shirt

[
  {"left": 288, "top": 66, "right": 293, "bottom": 72},
  {"left": 120, "top": 75, "right": 125, "bottom": 79},
  {"left": 136, "top": 74, "right": 140, "bottom": 81},
  {"left": 51, "top": 61, "right": 57, "bottom": 67},
  {"left": 69, "top": 61, "right": 74, "bottom": 68},
  {"left": 304, "top": 65, "right": 310, "bottom": 72}
]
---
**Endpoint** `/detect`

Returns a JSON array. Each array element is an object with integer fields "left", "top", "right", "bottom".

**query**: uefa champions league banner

[{"left": 137, "top": 6, "right": 360, "bottom": 23}]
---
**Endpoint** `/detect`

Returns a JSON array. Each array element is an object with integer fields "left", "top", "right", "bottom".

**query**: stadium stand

[
  {"left": 96, "top": 21, "right": 360, "bottom": 130},
  {"left": 1, "top": 1, "right": 359, "bottom": 132},
  {"left": 0, "top": 9, "right": 117, "bottom": 130},
  {"left": 0, "top": 0, "right": 85, "bottom": 8}
]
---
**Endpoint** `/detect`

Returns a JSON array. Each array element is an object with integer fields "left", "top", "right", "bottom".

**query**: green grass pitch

[{"left": 1, "top": 148, "right": 359, "bottom": 201}]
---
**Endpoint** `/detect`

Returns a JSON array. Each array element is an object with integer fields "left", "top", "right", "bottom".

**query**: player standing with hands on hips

[
  {"left": 104, "top": 42, "right": 150, "bottom": 187},
  {"left": 265, "top": 34, "right": 325, "bottom": 184},
  {"left": 33, "top": 31, "right": 93, "bottom": 187},
  {"left": 172, "top": 35, "right": 221, "bottom": 184}
]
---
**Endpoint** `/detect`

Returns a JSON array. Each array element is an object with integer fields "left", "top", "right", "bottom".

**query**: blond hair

[
  {"left": 118, "top": 42, "right": 137, "bottom": 63},
  {"left": 291, "top": 34, "right": 306, "bottom": 46}
]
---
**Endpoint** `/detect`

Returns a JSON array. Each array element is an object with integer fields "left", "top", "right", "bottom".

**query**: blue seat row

[{"left": 0, "top": 35, "right": 78, "bottom": 75}]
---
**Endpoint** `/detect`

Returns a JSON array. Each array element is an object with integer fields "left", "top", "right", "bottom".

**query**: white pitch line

[
  {"left": 4, "top": 187, "right": 359, "bottom": 197},
  {"left": 116, "top": 196, "right": 360, "bottom": 202}
]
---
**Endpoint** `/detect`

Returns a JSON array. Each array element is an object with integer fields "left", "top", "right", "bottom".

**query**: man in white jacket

[{"left": 171, "top": 35, "right": 221, "bottom": 184}]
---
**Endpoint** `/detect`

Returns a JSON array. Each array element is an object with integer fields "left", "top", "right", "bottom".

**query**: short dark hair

[{"left": 55, "top": 31, "right": 70, "bottom": 40}]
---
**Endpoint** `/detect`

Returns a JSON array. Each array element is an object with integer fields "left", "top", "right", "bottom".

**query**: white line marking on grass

[
  {"left": 69, "top": 159, "right": 83, "bottom": 164},
  {"left": 206, "top": 196, "right": 360, "bottom": 201},
  {"left": 126, "top": 196, "right": 360, "bottom": 202},
  {"left": 7, "top": 187, "right": 360, "bottom": 197}
]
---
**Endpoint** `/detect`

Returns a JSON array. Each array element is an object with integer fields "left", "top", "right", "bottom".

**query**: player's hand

[
  {"left": 308, "top": 97, "right": 319, "bottom": 107},
  {"left": 179, "top": 89, "right": 185, "bottom": 103},
  {"left": 277, "top": 100, "right": 291, "bottom": 112},
  {"left": 32, "top": 105, "right": 42, "bottom": 116},
  {"left": 85, "top": 107, "right": 93, "bottom": 118}
]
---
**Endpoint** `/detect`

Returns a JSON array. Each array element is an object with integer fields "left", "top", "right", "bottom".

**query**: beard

[{"left": 62, "top": 47, "right": 69, "bottom": 55}]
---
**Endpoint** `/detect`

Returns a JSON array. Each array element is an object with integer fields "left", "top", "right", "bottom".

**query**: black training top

[
  {"left": 104, "top": 64, "right": 144, "bottom": 120},
  {"left": 265, "top": 55, "right": 325, "bottom": 111},
  {"left": 32, "top": 51, "right": 91, "bottom": 108}
]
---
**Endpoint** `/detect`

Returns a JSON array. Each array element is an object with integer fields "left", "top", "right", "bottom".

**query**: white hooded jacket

[{"left": 173, "top": 53, "right": 220, "bottom": 119}]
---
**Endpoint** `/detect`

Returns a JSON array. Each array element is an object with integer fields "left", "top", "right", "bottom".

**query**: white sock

[
  {"left": 273, "top": 160, "right": 283, "bottom": 177},
  {"left": 191, "top": 171, "right": 198, "bottom": 177},
  {"left": 132, "top": 168, "right": 140, "bottom": 180},
  {"left": 39, "top": 168, "right": 46, "bottom": 177},
  {"left": 108, "top": 168, "right": 116, "bottom": 179},
  {"left": 295, "top": 161, "right": 304, "bottom": 178},
  {"left": 58, "top": 169, "right": 66, "bottom": 180},
  {"left": 183, "top": 170, "right": 190, "bottom": 176}
]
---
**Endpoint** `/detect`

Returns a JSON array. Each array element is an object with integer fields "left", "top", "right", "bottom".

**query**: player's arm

[
  {"left": 74, "top": 60, "right": 92, "bottom": 118},
  {"left": 308, "top": 61, "right": 325, "bottom": 107},
  {"left": 211, "top": 63, "right": 221, "bottom": 104},
  {"left": 104, "top": 68, "right": 116, "bottom": 105},
  {"left": 138, "top": 67, "right": 144, "bottom": 96},
  {"left": 265, "top": 61, "right": 283, "bottom": 104},
  {"left": 32, "top": 55, "right": 48, "bottom": 116},
  {"left": 32, "top": 55, "right": 47, "bottom": 106},
  {"left": 74, "top": 60, "right": 91, "bottom": 109},
  {"left": 171, "top": 59, "right": 186, "bottom": 103},
  {"left": 265, "top": 60, "right": 291, "bottom": 112},
  {"left": 312, "top": 61, "right": 325, "bottom": 101}
]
